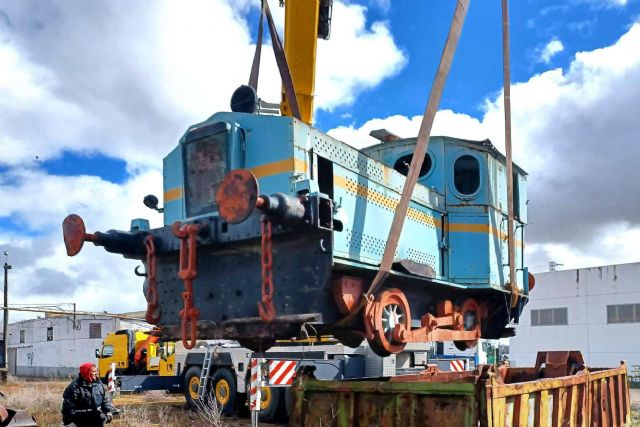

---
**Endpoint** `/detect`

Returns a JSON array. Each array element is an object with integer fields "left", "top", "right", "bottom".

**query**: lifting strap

[
  {"left": 248, "top": 0, "right": 301, "bottom": 120},
  {"left": 365, "top": 0, "right": 470, "bottom": 299}
]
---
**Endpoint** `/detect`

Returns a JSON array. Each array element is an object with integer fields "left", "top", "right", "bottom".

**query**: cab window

[
  {"left": 393, "top": 153, "right": 432, "bottom": 177},
  {"left": 453, "top": 155, "right": 480, "bottom": 195},
  {"left": 184, "top": 130, "right": 228, "bottom": 217},
  {"left": 101, "top": 345, "right": 114, "bottom": 358}
]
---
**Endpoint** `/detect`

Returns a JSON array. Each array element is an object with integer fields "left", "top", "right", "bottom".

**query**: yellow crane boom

[{"left": 280, "top": 0, "right": 331, "bottom": 125}]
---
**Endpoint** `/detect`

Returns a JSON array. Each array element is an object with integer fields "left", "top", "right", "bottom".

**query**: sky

[{"left": 1, "top": 0, "right": 639, "bottom": 318}]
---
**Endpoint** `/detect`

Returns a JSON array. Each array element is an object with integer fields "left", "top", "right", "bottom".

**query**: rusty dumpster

[{"left": 290, "top": 352, "right": 631, "bottom": 427}]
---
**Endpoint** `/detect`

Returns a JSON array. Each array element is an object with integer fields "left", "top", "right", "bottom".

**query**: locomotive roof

[{"left": 363, "top": 135, "right": 528, "bottom": 176}]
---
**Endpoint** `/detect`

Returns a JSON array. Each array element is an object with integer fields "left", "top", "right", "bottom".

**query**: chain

[
  {"left": 172, "top": 222, "right": 201, "bottom": 349},
  {"left": 258, "top": 218, "right": 276, "bottom": 322},
  {"left": 143, "top": 235, "right": 160, "bottom": 324}
]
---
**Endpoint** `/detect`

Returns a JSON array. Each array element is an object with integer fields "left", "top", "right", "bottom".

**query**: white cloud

[
  {"left": 369, "top": 0, "right": 391, "bottom": 13},
  {"left": 589, "top": 0, "right": 628, "bottom": 7},
  {"left": 0, "top": 0, "right": 405, "bottom": 168},
  {"left": 538, "top": 39, "right": 564, "bottom": 64},
  {"left": 315, "top": 2, "right": 406, "bottom": 110},
  {"left": 0, "top": 0, "right": 407, "bottom": 316},
  {"left": 328, "top": 110, "right": 485, "bottom": 149},
  {"left": 0, "top": 167, "right": 164, "bottom": 315},
  {"left": 328, "top": 21, "right": 640, "bottom": 272}
]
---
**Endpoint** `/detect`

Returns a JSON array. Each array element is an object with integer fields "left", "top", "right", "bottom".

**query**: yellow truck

[{"left": 95, "top": 329, "right": 180, "bottom": 392}]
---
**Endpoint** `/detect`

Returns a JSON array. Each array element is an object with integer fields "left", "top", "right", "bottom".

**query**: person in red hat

[{"left": 61, "top": 362, "right": 114, "bottom": 426}]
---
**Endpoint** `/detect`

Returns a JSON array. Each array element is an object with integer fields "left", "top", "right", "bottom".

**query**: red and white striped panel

[
  {"left": 450, "top": 359, "right": 466, "bottom": 372},
  {"left": 249, "top": 358, "right": 264, "bottom": 411},
  {"left": 268, "top": 360, "right": 297, "bottom": 385},
  {"left": 107, "top": 362, "right": 116, "bottom": 392}
]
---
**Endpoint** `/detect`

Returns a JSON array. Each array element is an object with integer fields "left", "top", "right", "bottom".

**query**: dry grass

[
  {"left": 0, "top": 378, "right": 263, "bottom": 427},
  {"left": 631, "top": 404, "right": 640, "bottom": 426},
  {"left": 0, "top": 381, "right": 64, "bottom": 426}
]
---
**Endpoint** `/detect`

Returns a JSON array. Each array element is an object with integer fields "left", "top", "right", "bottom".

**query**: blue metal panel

[
  {"left": 117, "top": 375, "right": 182, "bottom": 393},
  {"left": 130, "top": 218, "right": 150, "bottom": 232},
  {"left": 488, "top": 208, "right": 507, "bottom": 288},
  {"left": 448, "top": 213, "right": 491, "bottom": 284},
  {"left": 162, "top": 145, "right": 184, "bottom": 225},
  {"left": 517, "top": 174, "right": 528, "bottom": 223},
  {"left": 331, "top": 163, "right": 443, "bottom": 278}
]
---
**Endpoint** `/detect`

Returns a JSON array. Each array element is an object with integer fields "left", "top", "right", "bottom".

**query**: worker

[{"left": 62, "top": 362, "right": 114, "bottom": 426}]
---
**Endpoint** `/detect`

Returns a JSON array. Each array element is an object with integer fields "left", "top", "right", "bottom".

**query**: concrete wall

[
  {"left": 7, "top": 316, "right": 127, "bottom": 378},
  {"left": 510, "top": 262, "right": 640, "bottom": 369}
]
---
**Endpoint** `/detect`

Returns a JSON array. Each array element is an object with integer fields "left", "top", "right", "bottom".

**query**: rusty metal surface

[
  {"left": 291, "top": 352, "right": 631, "bottom": 427},
  {"left": 215, "top": 169, "right": 259, "bottom": 224},
  {"left": 291, "top": 374, "right": 479, "bottom": 427},
  {"left": 172, "top": 222, "right": 202, "bottom": 349},
  {"left": 0, "top": 406, "right": 38, "bottom": 427},
  {"left": 258, "top": 218, "right": 276, "bottom": 322},
  {"left": 62, "top": 214, "right": 95, "bottom": 256},
  {"left": 534, "top": 351, "right": 585, "bottom": 378}
]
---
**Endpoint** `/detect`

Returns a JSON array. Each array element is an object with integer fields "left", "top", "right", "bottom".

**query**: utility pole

[{"left": 2, "top": 251, "right": 10, "bottom": 382}]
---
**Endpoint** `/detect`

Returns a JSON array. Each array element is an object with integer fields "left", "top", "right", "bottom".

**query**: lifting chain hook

[
  {"left": 143, "top": 235, "right": 161, "bottom": 324},
  {"left": 172, "top": 222, "right": 201, "bottom": 349},
  {"left": 258, "top": 218, "right": 276, "bottom": 322}
]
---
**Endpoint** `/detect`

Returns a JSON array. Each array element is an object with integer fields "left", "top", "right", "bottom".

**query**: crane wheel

[
  {"left": 211, "top": 368, "right": 237, "bottom": 415},
  {"left": 183, "top": 366, "right": 202, "bottom": 409}
]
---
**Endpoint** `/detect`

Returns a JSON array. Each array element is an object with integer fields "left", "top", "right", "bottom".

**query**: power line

[{"left": 0, "top": 306, "right": 146, "bottom": 322}]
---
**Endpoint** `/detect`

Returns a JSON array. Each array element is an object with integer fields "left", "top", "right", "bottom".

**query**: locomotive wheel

[
  {"left": 333, "top": 330, "right": 365, "bottom": 348},
  {"left": 367, "top": 289, "right": 411, "bottom": 357},
  {"left": 454, "top": 298, "right": 481, "bottom": 351}
]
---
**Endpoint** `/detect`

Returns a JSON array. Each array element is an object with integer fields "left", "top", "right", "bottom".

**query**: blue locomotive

[{"left": 63, "top": 108, "right": 531, "bottom": 355}]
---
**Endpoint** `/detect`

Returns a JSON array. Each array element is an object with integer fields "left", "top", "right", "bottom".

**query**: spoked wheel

[
  {"left": 454, "top": 299, "right": 481, "bottom": 351},
  {"left": 367, "top": 289, "right": 411, "bottom": 357}
]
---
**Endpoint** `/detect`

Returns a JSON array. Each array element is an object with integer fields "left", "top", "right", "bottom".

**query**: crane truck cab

[{"left": 95, "top": 329, "right": 176, "bottom": 378}]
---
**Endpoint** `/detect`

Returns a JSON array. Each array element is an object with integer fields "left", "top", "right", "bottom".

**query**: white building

[
  {"left": 7, "top": 313, "right": 146, "bottom": 378},
  {"left": 510, "top": 262, "right": 640, "bottom": 369}
]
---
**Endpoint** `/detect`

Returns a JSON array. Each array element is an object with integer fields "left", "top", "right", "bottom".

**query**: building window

[
  {"left": 531, "top": 308, "right": 568, "bottom": 326},
  {"left": 607, "top": 304, "right": 640, "bottom": 324},
  {"left": 89, "top": 323, "right": 102, "bottom": 339},
  {"left": 453, "top": 155, "right": 480, "bottom": 195},
  {"left": 46, "top": 327, "right": 53, "bottom": 341},
  {"left": 19, "top": 330, "right": 25, "bottom": 343}
]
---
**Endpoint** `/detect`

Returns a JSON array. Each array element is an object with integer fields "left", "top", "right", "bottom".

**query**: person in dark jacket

[{"left": 62, "top": 363, "right": 114, "bottom": 427}]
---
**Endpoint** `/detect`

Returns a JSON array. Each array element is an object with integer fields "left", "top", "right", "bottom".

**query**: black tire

[
  {"left": 210, "top": 368, "right": 237, "bottom": 416},
  {"left": 183, "top": 366, "right": 202, "bottom": 409},
  {"left": 243, "top": 372, "right": 285, "bottom": 422},
  {"left": 258, "top": 386, "right": 283, "bottom": 422},
  {"left": 284, "top": 386, "right": 294, "bottom": 420},
  {"left": 334, "top": 331, "right": 365, "bottom": 348}
]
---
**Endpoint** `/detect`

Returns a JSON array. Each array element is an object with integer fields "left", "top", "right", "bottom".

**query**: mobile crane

[{"left": 63, "top": 0, "right": 529, "bottom": 358}]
